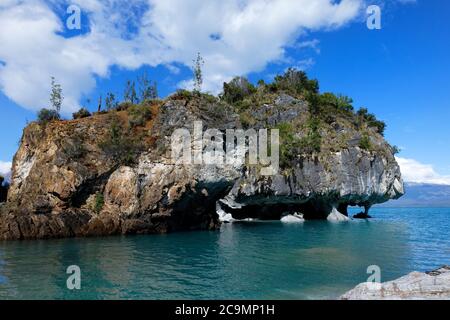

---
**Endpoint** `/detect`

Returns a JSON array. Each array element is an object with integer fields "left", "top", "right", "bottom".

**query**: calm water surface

[{"left": 0, "top": 207, "right": 449, "bottom": 299}]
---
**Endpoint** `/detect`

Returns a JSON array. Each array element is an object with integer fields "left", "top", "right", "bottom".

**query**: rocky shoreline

[{"left": 341, "top": 266, "right": 450, "bottom": 300}]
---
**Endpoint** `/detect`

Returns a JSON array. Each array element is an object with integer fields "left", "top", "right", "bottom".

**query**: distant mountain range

[{"left": 379, "top": 183, "right": 450, "bottom": 207}]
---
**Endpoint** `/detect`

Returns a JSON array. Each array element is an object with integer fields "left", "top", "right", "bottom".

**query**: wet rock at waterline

[{"left": 280, "top": 213, "right": 305, "bottom": 223}]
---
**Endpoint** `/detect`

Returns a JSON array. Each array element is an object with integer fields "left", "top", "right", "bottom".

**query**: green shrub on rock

[
  {"left": 275, "top": 119, "right": 322, "bottom": 168},
  {"left": 99, "top": 115, "right": 143, "bottom": 165},
  {"left": 170, "top": 89, "right": 194, "bottom": 101},
  {"left": 270, "top": 68, "right": 319, "bottom": 96},
  {"left": 93, "top": 192, "right": 104, "bottom": 214},
  {"left": 275, "top": 122, "right": 302, "bottom": 168},
  {"left": 359, "top": 134, "right": 372, "bottom": 151},
  {"left": 116, "top": 101, "right": 134, "bottom": 111},
  {"left": 37, "top": 108, "right": 60, "bottom": 124},
  {"left": 128, "top": 104, "right": 152, "bottom": 127},
  {"left": 72, "top": 108, "right": 91, "bottom": 119},
  {"left": 221, "top": 77, "right": 256, "bottom": 104},
  {"left": 319, "top": 92, "right": 354, "bottom": 113},
  {"left": 299, "top": 117, "right": 322, "bottom": 154},
  {"left": 357, "top": 108, "right": 386, "bottom": 136}
]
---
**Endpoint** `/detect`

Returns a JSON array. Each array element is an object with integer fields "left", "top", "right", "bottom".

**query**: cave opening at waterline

[{"left": 218, "top": 199, "right": 373, "bottom": 221}]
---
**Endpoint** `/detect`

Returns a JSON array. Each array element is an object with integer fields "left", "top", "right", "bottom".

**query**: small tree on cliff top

[
  {"left": 193, "top": 52, "right": 204, "bottom": 93},
  {"left": 50, "top": 76, "right": 63, "bottom": 115},
  {"left": 105, "top": 92, "right": 117, "bottom": 111},
  {"left": 124, "top": 80, "right": 138, "bottom": 104},
  {"left": 138, "top": 72, "right": 158, "bottom": 101}
]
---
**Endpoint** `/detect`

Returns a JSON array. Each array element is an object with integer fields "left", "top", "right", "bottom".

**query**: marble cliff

[{"left": 0, "top": 71, "right": 404, "bottom": 239}]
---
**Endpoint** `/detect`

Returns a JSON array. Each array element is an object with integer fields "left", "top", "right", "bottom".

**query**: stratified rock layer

[
  {"left": 0, "top": 92, "right": 403, "bottom": 240},
  {"left": 341, "top": 266, "right": 450, "bottom": 300}
]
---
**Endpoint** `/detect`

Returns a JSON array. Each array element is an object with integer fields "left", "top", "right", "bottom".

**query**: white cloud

[
  {"left": 0, "top": 0, "right": 112, "bottom": 113},
  {"left": 0, "top": 0, "right": 364, "bottom": 113},
  {"left": 396, "top": 157, "right": 450, "bottom": 185},
  {"left": 0, "top": 161, "right": 12, "bottom": 179},
  {"left": 292, "top": 39, "right": 321, "bottom": 54},
  {"left": 293, "top": 58, "right": 316, "bottom": 70}
]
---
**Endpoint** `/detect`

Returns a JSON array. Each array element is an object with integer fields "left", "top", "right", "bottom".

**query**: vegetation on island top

[{"left": 33, "top": 54, "right": 395, "bottom": 169}]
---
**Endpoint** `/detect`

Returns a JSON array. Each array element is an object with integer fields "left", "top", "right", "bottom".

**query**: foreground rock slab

[{"left": 341, "top": 266, "right": 450, "bottom": 300}]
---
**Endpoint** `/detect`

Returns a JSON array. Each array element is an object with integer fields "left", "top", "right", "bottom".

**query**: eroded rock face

[
  {"left": 0, "top": 93, "right": 404, "bottom": 239},
  {"left": 0, "top": 98, "right": 241, "bottom": 240},
  {"left": 341, "top": 266, "right": 450, "bottom": 300},
  {"left": 216, "top": 92, "right": 403, "bottom": 221},
  {"left": 219, "top": 146, "right": 403, "bottom": 220}
]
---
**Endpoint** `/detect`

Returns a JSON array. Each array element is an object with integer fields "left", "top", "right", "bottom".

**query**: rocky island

[{"left": 0, "top": 69, "right": 404, "bottom": 240}]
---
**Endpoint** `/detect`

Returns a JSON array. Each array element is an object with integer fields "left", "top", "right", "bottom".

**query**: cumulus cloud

[
  {"left": 0, "top": 0, "right": 135, "bottom": 113},
  {"left": 292, "top": 39, "right": 321, "bottom": 54},
  {"left": 0, "top": 161, "right": 12, "bottom": 181},
  {"left": 0, "top": 0, "right": 364, "bottom": 113},
  {"left": 396, "top": 157, "right": 450, "bottom": 185}
]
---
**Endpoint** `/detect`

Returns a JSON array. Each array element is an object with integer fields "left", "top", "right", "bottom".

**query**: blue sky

[{"left": 0, "top": 0, "right": 449, "bottom": 184}]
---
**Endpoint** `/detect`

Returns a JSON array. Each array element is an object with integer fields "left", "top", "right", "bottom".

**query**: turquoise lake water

[{"left": 0, "top": 207, "right": 449, "bottom": 299}]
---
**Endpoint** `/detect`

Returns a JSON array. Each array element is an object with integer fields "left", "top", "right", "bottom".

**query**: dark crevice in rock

[
  {"left": 221, "top": 202, "right": 286, "bottom": 220},
  {"left": 337, "top": 203, "right": 348, "bottom": 216},
  {"left": 69, "top": 167, "right": 118, "bottom": 208},
  {"left": 297, "top": 199, "right": 333, "bottom": 220},
  {"left": 49, "top": 191, "right": 65, "bottom": 202},
  {"left": 168, "top": 181, "right": 233, "bottom": 231}
]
